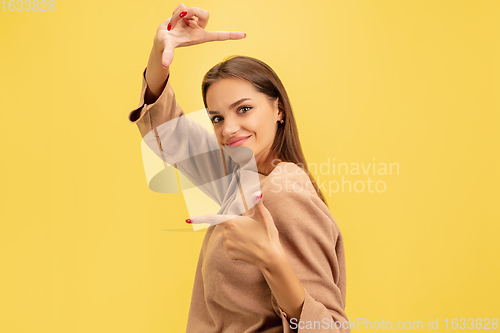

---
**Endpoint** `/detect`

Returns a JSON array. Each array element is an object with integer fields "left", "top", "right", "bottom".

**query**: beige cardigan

[{"left": 128, "top": 68, "right": 350, "bottom": 333}]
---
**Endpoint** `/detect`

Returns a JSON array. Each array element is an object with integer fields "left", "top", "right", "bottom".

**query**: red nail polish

[
  {"left": 167, "top": 23, "right": 171, "bottom": 31},
  {"left": 244, "top": 33, "right": 246, "bottom": 38},
  {"left": 180, "top": 10, "right": 187, "bottom": 18},
  {"left": 186, "top": 219, "right": 192, "bottom": 224}
]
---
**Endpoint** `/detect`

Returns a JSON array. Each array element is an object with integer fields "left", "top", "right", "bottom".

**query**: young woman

[{"left": 128, "top": 4, "right": 350, "bottom": 333}]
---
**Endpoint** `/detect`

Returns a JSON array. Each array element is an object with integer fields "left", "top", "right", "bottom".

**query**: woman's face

[{"left": 206, "top": 78, "right": 282, "bottom": 171}]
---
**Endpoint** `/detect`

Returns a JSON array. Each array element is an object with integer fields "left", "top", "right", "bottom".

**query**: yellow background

[{"left": 1, "top": 0, "right": 499, "bottom": 332}]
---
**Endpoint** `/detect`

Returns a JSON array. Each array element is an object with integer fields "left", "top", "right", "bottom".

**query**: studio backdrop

[{"left": 0, "top": 0, "right": 499, "bottom": 332}]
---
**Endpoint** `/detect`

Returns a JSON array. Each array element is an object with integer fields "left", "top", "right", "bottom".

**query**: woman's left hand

[{"left": 189, "top": 191, "right": 283, "bottom": 267}]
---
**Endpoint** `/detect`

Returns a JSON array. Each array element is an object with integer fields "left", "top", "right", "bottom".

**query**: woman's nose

[{"left": 221, "top": 117, "right": 240, "bottom": 137}]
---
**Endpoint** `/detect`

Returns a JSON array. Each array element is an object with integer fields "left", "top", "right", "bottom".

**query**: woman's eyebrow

[{"left": 208, "top": 98, "right": 252, "bottom": 114}]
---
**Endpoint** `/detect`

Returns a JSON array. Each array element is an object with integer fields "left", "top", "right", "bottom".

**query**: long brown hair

[{"left": 201, "top": 55, "right": 328, "bottom": 208}]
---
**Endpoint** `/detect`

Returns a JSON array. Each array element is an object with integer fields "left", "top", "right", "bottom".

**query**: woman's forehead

[
  {"left": 207, "top": 78, "right": 256, "bottom": 94},
  {"left": 207, "top": 80, "right": 264, "bottom": 108}
]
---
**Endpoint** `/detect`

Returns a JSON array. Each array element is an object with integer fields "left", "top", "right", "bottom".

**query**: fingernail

[
  {"left": 180, "top": 10, "right": 187, "bottom": 18},
  {"left": 167, "top": 23, "right": 171, "bottom": 31},
  {"left": 185, "top": 219, "right": 192, "bottom": 224},
  {"left": 244, "top": 33, "right": 246, "bottom": 38},
  {"left": 255, "top": 191, "right": 263, "bottom": 200}
]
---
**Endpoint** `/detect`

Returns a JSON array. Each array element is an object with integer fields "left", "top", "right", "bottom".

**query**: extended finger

[
  {"left": 186, "top": 213, "right": 238, "bottom": 227},
  {"left": 203, "top": 30, "right": 246, "bottom": 42}
]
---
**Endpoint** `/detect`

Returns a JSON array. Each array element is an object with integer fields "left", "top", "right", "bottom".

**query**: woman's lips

[{"left": 226, "top": 136, "right": 251, "bottom": 146}]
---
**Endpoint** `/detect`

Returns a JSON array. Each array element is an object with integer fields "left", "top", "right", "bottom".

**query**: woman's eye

[
  {"left": 211, "top": 107, "right": 251, "bottom": 124},
  {"left": 239, "top": 106, "right": 252, "bottom": 113},
  {"left": 211, "top": 116, "right": 222, "bottom": 124}
]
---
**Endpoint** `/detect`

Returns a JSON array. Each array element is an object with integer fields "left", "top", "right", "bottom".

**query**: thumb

[
  {"left": 186, "top": 213, "right": 238, "bottom": 227},
  {"left": 161, "top": 45, "right": 175, "bottom": 68},
  {"left": 250, "top": 191, "right": 270, "bottom": 221}
]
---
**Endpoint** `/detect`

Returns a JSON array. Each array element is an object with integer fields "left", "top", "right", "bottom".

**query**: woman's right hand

[{"left": 154, "top": 3, "right": 246, "bottom": 68}]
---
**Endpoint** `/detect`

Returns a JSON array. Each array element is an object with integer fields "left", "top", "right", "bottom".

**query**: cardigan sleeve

[
  {"left": 127, "top": 67, "right": 233, "bottom": 206},
  {"left": 265, "top": 165, "right": 350, "bottom": 333}
]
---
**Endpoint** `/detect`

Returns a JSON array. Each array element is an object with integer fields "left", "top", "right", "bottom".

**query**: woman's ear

[{"left": 274, "top": 97, "right": 281, "bottom": 118}]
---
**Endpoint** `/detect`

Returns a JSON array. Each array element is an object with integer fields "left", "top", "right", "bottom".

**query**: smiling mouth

[{"left": 226, "top": 136, "right": 251, "bottom": 146}]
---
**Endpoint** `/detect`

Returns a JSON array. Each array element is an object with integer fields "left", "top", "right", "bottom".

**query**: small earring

[{"left": 280, "top": 119, "right": 284, "bottom": 124}]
